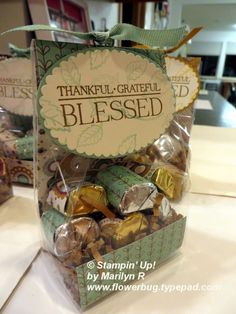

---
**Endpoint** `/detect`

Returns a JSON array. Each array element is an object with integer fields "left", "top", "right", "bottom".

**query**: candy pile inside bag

[
  {"left": 42, "top": 106, "right": 190, "bottom": 264},
  {"left": 39, "top": 103, "right": 192, "bottom": 305}
]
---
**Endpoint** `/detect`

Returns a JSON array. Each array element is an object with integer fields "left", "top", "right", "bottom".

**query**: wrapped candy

[
  {"left": 147, "top": 207, "right": 183, "bottom": 231},
  {"left": 122, "top": 153, "right": 153, "bottom": 176},
  {"left": 47, "top": 181, "right": 115, "bottom": 218},
  {"left": 111, "top": 213, "right": 149, "bottom": 249},
  {"left": 0, "top": 156, "right": 13, "bottom": 203},
  {"left": 147, "top": 194, "right": 183, "bottom": 232},
  {"left": 152, "top": 193, "right": 171, "bottom": 220},
  {"left": 42, "top": 208, "right": 101, "bottom": 267},
  {"left": 146, "top": 133, "right": 187, "bottom": 172},
  {"left": 54, "top": 217, "right": 100, "bottom": 258},
  {"left": 151, "top": 165, "right": 186, "bottom": 200},
  {"left": 41, "top": 208, "right": 66, "bottom": 250},
  {"left": 99, "top": 218, "right": 123, "bottom": 248},
  {"left": 96, "top": 166, "right": 158, "bottom": 215}
]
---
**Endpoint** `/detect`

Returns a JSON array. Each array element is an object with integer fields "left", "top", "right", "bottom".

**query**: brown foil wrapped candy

[
  {"left": 112, "top": 212, "right": 149, "bottom": 249},
  {"left": 99, "top": 218, "right": 123, "bottom": 248},
  {"left": 146, "top": 133, "right": 187, "bottom": 172},
  {"left": 54, "top": 217, "right": 100, "bottom": 264},
  {"left": 54, "top": 154, "right": 91, "bottom": 181}
]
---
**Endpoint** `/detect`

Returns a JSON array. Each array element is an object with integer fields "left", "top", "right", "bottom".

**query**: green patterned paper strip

[
  {"left": 76, "top": 216, "right": 186, "bottom": 310},
  {"left": 41, "top": 208, "right": 66, "bottom": 247},
  {"left": 96, "top": 166, "right": 153, "bottom": 210},
  {"left": 2, "top": 23, "right": 188, "bottom": 48}
]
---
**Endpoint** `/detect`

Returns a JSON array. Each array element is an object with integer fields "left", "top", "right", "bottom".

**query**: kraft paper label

[
  {"left": 165, "top": 56, "right": 200, "bottom": 111},
  {"left": 0, "top": 58, "right": 33, "bottom": 116},
  {"left": 38, "top": 48, "right": 175, "bottom": 158}
]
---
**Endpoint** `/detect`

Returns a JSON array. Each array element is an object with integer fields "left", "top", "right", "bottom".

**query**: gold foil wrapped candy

[
  {"left": 47, "top": 181, "right": 115, "bottom": 218},
  {"left": 66, "top": 184, "right": 115, "bottom": 218},
  {"left": 151, "top": 166, "right": 186, "bottom": 200},
  {"left": 112, "top": 213, "right": 149, "bottom": 249}
]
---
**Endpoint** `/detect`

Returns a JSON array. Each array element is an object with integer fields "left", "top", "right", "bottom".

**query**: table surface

[
  {"left": 194, "top": 90, "right": 236, "bottom": 127},
  {"left": 189, "top": 125, "right": 236, "bottom": 197},
  {"left": 1, "top": 124, "right": 236, "bottom": 314},
  {"left": 0, "top": 187, "right": 40, "bottom": 310},
  {"left": 2, "top": 192, "right": 236, "bottom": 314}
]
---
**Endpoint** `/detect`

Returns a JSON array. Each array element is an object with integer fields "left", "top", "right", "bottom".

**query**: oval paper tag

[
  {"left": 38, "top": 48, "right": 175, "bottom": 158},
  {"left": 0, "top": 58, "right": 33, "bottom": 116},
  {"left": 165, "top": 56, "right": 200, "bottom": 111}
]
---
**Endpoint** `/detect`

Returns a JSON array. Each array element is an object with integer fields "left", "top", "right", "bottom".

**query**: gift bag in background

[{"left": 0, "top": 46, "right": 34, "bottom": 185}]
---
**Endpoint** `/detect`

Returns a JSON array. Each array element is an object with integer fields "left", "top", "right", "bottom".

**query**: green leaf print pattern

[
  {"left": 118, "top": 134, "right": 136, "bottom": 155},
  {"left": 61, "top": 59, "right": 81, "bottom": 85},
  {"left": 126, "top": 60, "right": 147, "bottom": 81},
  {"left": 77, "top": 125, "right": 103, "bottom": 148}
]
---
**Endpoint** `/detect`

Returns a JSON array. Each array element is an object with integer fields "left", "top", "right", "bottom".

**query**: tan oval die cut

[{"left": 39, "top": 49, "right": 175, "bottom": 158}]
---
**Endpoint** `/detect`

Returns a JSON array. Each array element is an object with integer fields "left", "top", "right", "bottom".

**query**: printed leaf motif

[
  {"left": 40, "top": 99, "right": 66, "bottom": 131},
  {"left": 118, "top": 134, "right": 136, "bottom": 155},
  {"left": 42, "top": 46, "right": 50, "bottom": 55},
  {"left": 36, "top": 43, "right": 53, "bottom": 77},
  {"left": 55, "top": 54, "right": 62, "bottom": 61},
  {"left": 126, "top": 61, "right": 147, "bottom": 81},
  {"left": 53, "top": 42, "right": 67, "bottom": 50},
  {"left": 94, "top": 73, "right": 118, "bottom": 86},
  {"left": 89, "top": 50, "right": 109, "bottom": 70},
  {"left": 61, "top": 60, "right": 81, "bottom": 85},
  {"left": 45, "top": 60, "right": 53, "bottom": 69},
  {"left": 53, "top": 42, "right": 68, "bottom": 60},
  {"left": 77, "top": 125, "right": 103, "bottom": 148}
]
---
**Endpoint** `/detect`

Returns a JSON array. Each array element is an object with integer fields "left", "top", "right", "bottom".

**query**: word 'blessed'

[{"left": 57, "top": 83, "right": 163, "bottom": 127}]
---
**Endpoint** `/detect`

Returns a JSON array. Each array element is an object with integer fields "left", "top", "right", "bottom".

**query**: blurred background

[{"left": 1, "top": 0, "right": 236, "bottom": 105}]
